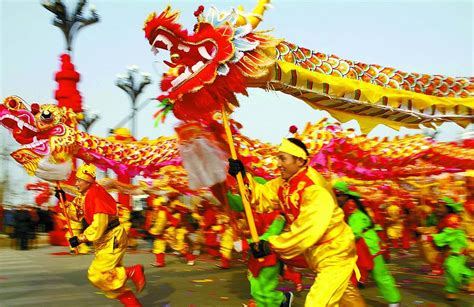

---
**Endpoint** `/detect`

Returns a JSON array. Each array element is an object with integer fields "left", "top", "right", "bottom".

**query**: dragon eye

[
  {"left": 41, "top": 110, "right": 53, "bottom": 122},
  {"left": 170, "top": 53, "right": 181, "bottom": 63},
  {"left": 5, "top": 97, "right": 21, "bottom": 110}
]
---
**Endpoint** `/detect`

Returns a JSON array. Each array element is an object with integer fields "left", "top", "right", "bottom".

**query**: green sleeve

[
  {"left": 348, "top": 211, "right": 371, "bottom": 239},
  {"left": 432, "top": 229, "right": 450, "bottom": 247},
  {"left": 248, "top": 215, "right": 286, "bottom": 244},
  {"left": 226, "top": 191, "right": 244, "bottom": 212}
]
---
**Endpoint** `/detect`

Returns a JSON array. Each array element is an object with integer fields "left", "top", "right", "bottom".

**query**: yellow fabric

[
  {"left": 273, "top": 61, "right": 474, "bottom": 133},
  {"left": 249, "top": 166, "right": 357, "bottom": 306},
  {"left": 461, "top": 211, "right": 474, "bottom": 258},
  {"left": 84, "top": 213, "right": 108, "bottom": 242},
  {"left": 76, "top": 163, "right": 96, "bottom": 182},
  {"left": 386, "top": 205, "right": 403, "bottom": 240},
  {"left": 87, "top": 224, "right": 129, "bottom": 299},
  {"left": 278, "top": 138, "right": 308, "bottom": 160},
  {"left": 174, "top": 227, "right": 189, "bottom": 252},
  {"left": 153, "top": 237, "right": 167, "bottom": 254},
  {"left": 149, "top": 210, "right": 167, "bottom": 236},
  {"left": 220, "top": 226, "right": 234, "bottom": 260},
  {"left": 64, "top": 196, "right": 89, "bottom": 253},
  {"left": 466, "top": 170, "right": 474, "bottom": 178},
  {"left": 152, "top": 196, "right": 166, "bottom": 207},
  {"left": 339, "top": 281, "right": 367, "bottom": 307}
]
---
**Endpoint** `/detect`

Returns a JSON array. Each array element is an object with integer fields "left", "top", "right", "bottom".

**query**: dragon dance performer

[
  {"left": 334, "top": 181, "right": 401, "bottom": 306},
  {"left": 149, "top": 196, "right": 175, "bottom": 267},
  {"left": 422, "top": 198, "right": 473, "bottom": 300},
  {"left": 229, "top": 138, "right": 361, "bottom": 306},
  {"left": 235, "top": 209, "right": 292, "bottom": 307},
  {"left": 149, "top": 196, "right": 197, "bottom": 267},
  {"left": 56, "top": 164, "right": 146, "bottom": 306},
  {"left": 386, "top": 200, "right": 405, "bottom": 253}
]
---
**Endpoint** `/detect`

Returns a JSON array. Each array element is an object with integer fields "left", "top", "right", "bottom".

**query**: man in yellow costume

[
  {"left": 149, "top": 196, "right": 196, "bottom": 266},
  {"left": 56, "top": 164, "right": 146, "bottom": 306},
  {"left": 228, "top": 138, "right": 359, "bottom": 307}
]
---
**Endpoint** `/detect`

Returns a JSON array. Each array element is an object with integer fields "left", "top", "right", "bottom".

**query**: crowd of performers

[{"left": 53, "top": 138, "right": 474, "bottom": 306}]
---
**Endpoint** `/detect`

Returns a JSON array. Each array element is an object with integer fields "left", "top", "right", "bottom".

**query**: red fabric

[
  {"left": 402, "top": 227, "right": 411, "bottom": 249},
  {"left": 282, "top": 265, "right": 302, "bottom": 284},
  {"left": 281, "top": 255, "right": 308, "bottom": 268},
  {"left": 248, "top": 253, "right": 278, "bottom": 277},
  {"left": 277, "top": 168, "right": 314, "bottom": 225},
  {"left": 355, "top": 238, "right": 374, "bottom": 283},
  {"left": 84, "top": 183, "right": 118, "bottom": 224},
  {"left": 202, "top": 208, "right": 217, "bottom": 230}
]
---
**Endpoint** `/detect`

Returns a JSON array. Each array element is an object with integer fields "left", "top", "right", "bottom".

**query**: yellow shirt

[{"left": 248, "top": 166, "right": 348, "bottom": 259}]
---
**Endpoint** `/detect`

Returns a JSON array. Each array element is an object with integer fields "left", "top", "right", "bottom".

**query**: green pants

[
  {"left": 248, "top": 264, "right": 285, "bottom": 307},
  {"left": 444, "top": 255, "right": 473, "bottom": 294},
  {"left": 372, "top": 255, "right": 401, "bottom": 303}
]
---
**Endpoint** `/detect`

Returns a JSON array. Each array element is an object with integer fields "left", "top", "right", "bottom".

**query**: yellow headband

[{"left": 278, "top": 138, "right": 308, "bottom": 160}]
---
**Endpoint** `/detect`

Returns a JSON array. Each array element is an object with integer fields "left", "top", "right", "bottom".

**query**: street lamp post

[
  {"left": 115, "top": 66, "right": 152, "bottom": 137},
  {"left": 79, "top": 105, "right": 100, "bottom": 133},
  {"left": 42, "top": 0, "right": 99, "bottom": 54}
]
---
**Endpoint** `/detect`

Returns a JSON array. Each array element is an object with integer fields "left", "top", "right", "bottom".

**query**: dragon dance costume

[
  {"left": 349, "top": 209, "right": 400, "bottom": 303},
  {"left": 66, "top": 164, "right": 146, "bottom": 306},
  {"left": 428, "top": 200, "right": 474, "bottom": 300},
  {"left": 247, "top": 139, "right": 360, "bottom": 306}
]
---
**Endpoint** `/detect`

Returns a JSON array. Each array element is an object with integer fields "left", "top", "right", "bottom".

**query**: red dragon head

[
  {"left": 143, "top": 1, "right": 278, "bottom": 122},
  {"left": 0, "top": 96, "right": 78, "bottom": 175}
]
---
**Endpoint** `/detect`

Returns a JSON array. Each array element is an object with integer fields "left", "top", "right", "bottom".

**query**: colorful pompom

[{"left": 194, "top": 5, "right": 204, "bottom": 17}]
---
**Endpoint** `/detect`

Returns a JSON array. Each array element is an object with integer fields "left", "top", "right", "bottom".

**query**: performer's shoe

[
  {"left": 295, "top": 283, "right": 303, "bottom": 292},
  {"left": 280, "top": 292, "right": 294, "bottom": 307},
  {"left": 117, "top": 291, "right": 142, "bottom": 307},
  {"left": 126, "top": 265, "right": 146, "bottom": 293},
  {"left": 445, "top": 292, "right": 458, "bottom": 301},
  {"left": 216, "top": 257, "right": 230, "bottom": 269},
  {"left": 244, "top": 299, "right": 257, "bottom": 307},
  {"left": 428, "top": 268, "right": 443, "bottom": 276},
  {"left": 150, "top": 253, "right": 165, "bottom": 267},
  {"left": 185, "top": 253, "right": 196, "bottom": 266}
]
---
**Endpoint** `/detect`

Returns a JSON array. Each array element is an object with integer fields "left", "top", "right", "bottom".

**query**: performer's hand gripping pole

[
  {"left": 56, "top": 181, "right": 78, "bottom": 255},
  {"left": 221, "top": 107, "right": 260, "bottom": 244}
]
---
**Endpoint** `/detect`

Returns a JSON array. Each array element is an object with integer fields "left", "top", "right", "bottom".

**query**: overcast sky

[{"left": 1, "top": 0, "right": 473, "bottom": 204}]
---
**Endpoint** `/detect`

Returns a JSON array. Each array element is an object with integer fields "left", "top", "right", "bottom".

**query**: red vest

[
  {"left": 277, "top": 168, "right": 314, "bottom": 225},
  {"left": 84, "top": 183, "right": 117, "bottom": 224}
]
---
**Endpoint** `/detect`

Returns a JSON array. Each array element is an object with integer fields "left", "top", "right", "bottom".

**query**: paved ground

[{"left": 0, "top": 241, "right": 473, "bottom": 307}]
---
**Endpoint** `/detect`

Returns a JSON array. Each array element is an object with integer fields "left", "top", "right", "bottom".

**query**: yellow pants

[
  {"left": 153, "top": 227, "right": 189, "bottom": 254},
  {"left": 87, "top": 225, "right": 129, "bottom": 299},
  {"left": 339, "top": 281, "right": 366, "bottom": 307},
  {"left": 219, "top": 227, "right": 234, "bottom": 260},
  {"left": 304, "top": 225, "right": 358, "bottom": 306}
]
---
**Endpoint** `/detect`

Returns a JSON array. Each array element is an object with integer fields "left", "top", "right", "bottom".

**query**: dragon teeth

[
  {"left": 152, "top": 34, "right": 173, "bottom": 50},
  {"left": 198, "top": 46, "right": 214, "bottom": 60},
  {"left": 191, "top": 61, "right": 205, "bottom": 73},
  {"left": 177, "top": 44, "right": 190, "bottom": 52}
]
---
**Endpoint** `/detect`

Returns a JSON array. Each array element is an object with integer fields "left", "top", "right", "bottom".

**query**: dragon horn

[{"left": 235, "top": 0, "right": 271, "bottom": 30}]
